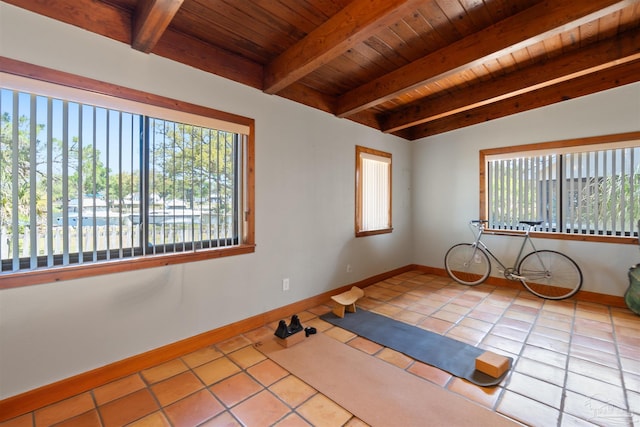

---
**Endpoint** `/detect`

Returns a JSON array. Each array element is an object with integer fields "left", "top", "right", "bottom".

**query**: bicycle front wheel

[
  {"left": 444, "top": 244, "right": 491, "bottom": 285},
  {"left": 518, "top": 250, "right": 582, "bottom": 299}
]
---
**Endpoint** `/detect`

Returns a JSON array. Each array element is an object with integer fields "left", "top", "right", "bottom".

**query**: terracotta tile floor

[{"left": 2, "top": 271, "right": 639, "bottom": 426}]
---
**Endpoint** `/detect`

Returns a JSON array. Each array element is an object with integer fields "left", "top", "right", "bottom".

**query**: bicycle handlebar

[
  {"left": 469, "top": 220, "right": 543, "bottom": 235},
  {"left": 470, "top": 220, "right": 542, "bottom": 227}
]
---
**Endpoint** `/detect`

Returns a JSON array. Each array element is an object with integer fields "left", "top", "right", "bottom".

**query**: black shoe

[
  {"left": 274, "top": 320, "right": 290, "bottom": 338},
  {"left": 304, "top": 327, "right": 317, "bottom": 337},
  {"left": 288, "top": 314, "right": 303, "bottom": 334}
]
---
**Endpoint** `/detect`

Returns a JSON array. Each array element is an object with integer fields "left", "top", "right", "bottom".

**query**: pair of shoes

[
  {"left": 274, "top": 315, "right": 304, "bottom": 338},
  {"left": 305, "top": 327, "right": 317, "bottom": 337}
]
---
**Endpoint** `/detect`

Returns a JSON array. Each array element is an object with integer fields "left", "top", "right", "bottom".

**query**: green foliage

[
  {"left": 0, "top": 111, "right": 48, "bottom": 227},
  {"left": 489, "top": 155, "right": 640, "bottom": 234},
  {"left": 576, "top": 171, "right": 640, "bottom": 230},
  {"left": 1, "top": 98, "right": 237, "bottom": 233},
  {"left": 65, "top": 138, "right": 109, "bottom": 198},
  {"left": 149, "top": 120, "right": 235, "bottom": 211}
]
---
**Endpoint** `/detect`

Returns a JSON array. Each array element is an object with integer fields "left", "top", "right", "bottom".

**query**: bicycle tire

[
  {"left": 517, "top": 250, "right": 582, "bottom": 300},
  {"left": 444, "top": 243, "right": 491, "bottom": 285}
]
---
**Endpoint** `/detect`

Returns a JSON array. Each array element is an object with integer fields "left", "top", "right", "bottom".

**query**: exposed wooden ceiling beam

[
  {"left": 3, "top": 0, "right": 131, "bottom": 43},
  {"left": 132, "top": 0, "right": 184, "bottom": 53},
  {"left": 262, "top": 0, "right": 425, "bottom": 94},
  {"left": 335, "top": 0, "right": 635, "bottom": 118},
  {"left": 153, "top": 29, "right": 264, "bottom": 89},
  {"left": 406, "top": 60, "right": 640, "bottom": 140},
  {"left": 276, "top": 82, "right": 337, "bottom": 114},
  {"left": 3, "top": 0, "right": 263, "bottom": 90},
  {"left": 380, "top": 29, "right": 640, "bottom": 133}
]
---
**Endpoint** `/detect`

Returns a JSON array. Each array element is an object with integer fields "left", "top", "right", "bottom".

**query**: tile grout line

[
  {"left": 567, "top": 304, "right": 634, "bottom": 424},
  {"left": 253, "top": 316, "right": 360, "bottom": 427},
  {"left": 555, "top": 298, "right": 578, "bottom": 427},
  {"left": 88, "top": 386, "right": 104, "bottom": 427},
  {"left": 477, "top": 288, "right": 581, "bottom": 422},
  {"left": 606, "top": 304, "right": 633, "bottom": 425},
  {"left": 145, "top": 368, "right": 174, "bottom": 427},
  {"left": 476, "top": 285, "right": 530, "bottom": 415},
  {"left": 213, "top": 338, "right": 277, "bottom": 426},
  {"left": 250, "top": 339, "right": 312, "bottom": 427},
  {"left": 446, "top": 281, "right": 506, "bottom": 394},
  {"left": 436, "top": 280, "right": 502, "bottom": 399},
  {"left": 381, "top": 277, "right": 509, "bottom": 408},
  {"left": 141, "top": 339, "right": 246, "bottom": 426}
]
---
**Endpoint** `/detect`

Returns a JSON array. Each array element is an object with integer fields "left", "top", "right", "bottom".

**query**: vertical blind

[
  {"left": 487, "top": 146, "right": 639, "bottom": 236},
  {"left": 360, "top": 152, "right": 391, "bottom": 232},
  {"left": 0, "top": 86, "right": 244, "bottom": 272},
  {"left": 488, "top": 155, "right": 558, "bottom": 231}
]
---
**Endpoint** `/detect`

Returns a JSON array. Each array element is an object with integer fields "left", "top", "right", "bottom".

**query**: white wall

[
  {"left": 412, "top": 82, "right": 640, "bottom": 298},
  {"left": 0, "top": 5, "right": 412, "bottom": 399}
]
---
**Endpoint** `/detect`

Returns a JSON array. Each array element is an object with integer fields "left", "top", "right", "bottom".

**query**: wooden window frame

[
  {"left": 479, "top": 131, "right": 640, "bottom": 245},
  {"left": 355, "top": 145, "right": 392, "bottom": 237},
  {"left": 0, "top": 57, "right": 255, "bottom": 289}
]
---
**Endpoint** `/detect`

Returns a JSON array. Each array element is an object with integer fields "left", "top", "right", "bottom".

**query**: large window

[
  {"left": 0, "top": 63, "right": 254, "bottom": 287},
  {"left": 355, "top": 145, "right": 392, "bottom": 237},
  {"left": 481, "top": 132, "right": 640, "bottom": 242}
]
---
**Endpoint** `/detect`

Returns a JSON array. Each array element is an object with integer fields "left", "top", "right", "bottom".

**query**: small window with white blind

[
  {"left": 355, "top": 145, "right": 392, "bottom": 237},
  {"left": 481, "top": 132, "right": 640, "bottom": 240},
  {"left": 0, "top": 69, "right": 254, "bottom": 284}
]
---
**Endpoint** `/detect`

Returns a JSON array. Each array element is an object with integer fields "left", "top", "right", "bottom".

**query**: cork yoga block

[
  {"left": 475, "top": 351, "right": 510, "bottom": 378},
  {"left": 275, "top": 330, "right": 306, "bottom": 348}
]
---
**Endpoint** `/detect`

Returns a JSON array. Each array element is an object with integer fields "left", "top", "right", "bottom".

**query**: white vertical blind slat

[
  {"left": 29, "top": 94, "right": 38, "bottom": 268},
  {"left": 11, "top": 91, "right": 20, "bottom": 270}
]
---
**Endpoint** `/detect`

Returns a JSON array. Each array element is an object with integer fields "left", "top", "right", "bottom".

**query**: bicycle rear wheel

[
  {"left": 444, "top": 244, "right": 490, "bottom": 285},
  {"left": 518, "top": 250, "right": 582, "bottom": 299}
]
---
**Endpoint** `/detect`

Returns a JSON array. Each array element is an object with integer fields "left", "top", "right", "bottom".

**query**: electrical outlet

[
  {"left": 282, "top": 278, "right": 290, "bottom": 291},
  {"left": 346, "top": 264, "right": 352, "bottom": 273}
]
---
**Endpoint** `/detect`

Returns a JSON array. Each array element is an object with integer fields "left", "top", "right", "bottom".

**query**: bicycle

[{"left": 444, "top": 220, "right": 583, "bottom": 300}]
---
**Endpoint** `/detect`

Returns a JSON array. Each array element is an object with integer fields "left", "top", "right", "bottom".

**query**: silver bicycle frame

[{"left": 469, "top": 222, "right": 541, "bottom": 276}]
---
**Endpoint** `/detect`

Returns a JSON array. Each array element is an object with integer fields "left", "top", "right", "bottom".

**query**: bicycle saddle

[{"left": 519, "top": 221, "right": 543, "bottom": 226}]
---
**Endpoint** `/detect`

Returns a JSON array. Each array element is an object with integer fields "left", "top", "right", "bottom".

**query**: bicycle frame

[
  {"left": 445, "top": 220, "right": 583, "bottom": 299},
  {"left": 468, "top": 222, "right": 540, "bottom": 279}
]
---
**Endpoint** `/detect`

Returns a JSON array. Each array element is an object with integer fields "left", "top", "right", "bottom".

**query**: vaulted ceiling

[{"left": 6, "top": 0, "right": 640, "bottom": 140}]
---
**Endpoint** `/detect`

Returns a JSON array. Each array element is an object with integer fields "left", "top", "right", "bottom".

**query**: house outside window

[
  {"left": 481, "top": 132, "right": 640, "bottom": 241},
  {"left": 0, "top": 66, "right": 255, "bottom": 287},
  {"left": 355, "top": 145, "right": 392, "bottom": 237}
]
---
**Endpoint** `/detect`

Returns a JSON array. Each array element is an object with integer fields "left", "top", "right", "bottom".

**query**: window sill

[
  {"left": 356, "top": 228, "right": 393, "bottom": 238},
  {"left": 485, "top": 228, "right": 638, "bottom": 245},
  {"left": 530, "top": 231, "right": 638, "bottom": 245},
  {"left": 0, "top": 244, "right": 256, "bottom": 290}
]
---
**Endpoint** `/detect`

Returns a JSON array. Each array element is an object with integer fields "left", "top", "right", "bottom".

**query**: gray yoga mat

[{"left": 321, "top": 309, "right": 512, "bottom": 386}]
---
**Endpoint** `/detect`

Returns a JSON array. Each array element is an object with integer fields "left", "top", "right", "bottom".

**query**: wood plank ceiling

[{"left": 5, "top": 0, "right": 640, "bottom": 140}]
